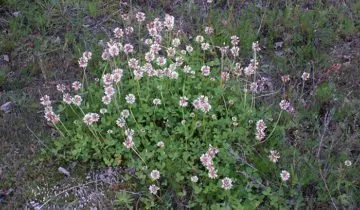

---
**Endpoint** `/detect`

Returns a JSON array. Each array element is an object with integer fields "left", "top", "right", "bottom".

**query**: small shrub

[{"left": 40, "top": 13, "right": 302, "bottom": 208}]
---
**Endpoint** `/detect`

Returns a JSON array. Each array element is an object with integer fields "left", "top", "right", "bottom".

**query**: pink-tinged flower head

[
  {"left": 255, "top": 119, "right": 267, "bottom": 141},
  {"left": 200, "top": 153, "right": 213, "bottom": 167},
  {"left": 231, "top": 46, "right": 239, "bottom": 57},
  {"left": 44, "top": 110, "right": 60, "bottom": 124},
  {"left": 125, "top": 94, "right": 136, "bottom": 104},
  {"left": 301, "top": 72, "right": 310, "bottom": 81},
  {"left": 78, "top": 57, "right": 88, "bottom": 68},
  {"left": 72, "top": 81, "right": 82, "bottom": 91},
  {"left": 113, "top": 27, "right": 124, "bottom": 38},
  {"left": 128, "top": 58, "right": 139, "bottom": 69},
  {"left": 179, "top": 96, "right": 189, "bottom": 107},
  {"left": 83, "top": 113, "right": 99, "bottom": 126},
  {"left": 175, "top": 56, "right": 183, "bottom": 67},
  {"left": 279, "top": 100, "right": 290, "bottom": 111},
  {"left": 221, "top": 177, "right": 233, "bottom": 190},
  {"left": 149, "top": 184, "right": 160, "bottom": 195},
  {"left": 123, "top": 136, "right": 134, "bottom": 149},
  {"left": 101, "top": 49, "right": 110, "bottom": 61},
  {"left": 207, "top": 145, "right": 219, "bottom": 158},
  {"left": 63, "top": 93, "right": 72, "bottom": 104},
  {"left": 269, "top": 150, "right": 280, "bottom": 163},
  {"left": 102, "top": 74, "right": 113, "bottom": 86},
  {"left": 112, "top": 70, "right": 123, "bottom": 83},
  {"left": 281, "top": 75, "right": 290, "bottom": 83},
  {"left": 102, "top": 95, "right": 112, "bottom": 105},
  {"left": 280, "top": 170, "right": 290, "bottom": 181},
  {"left": 124, "top": 26, "right": 134, "bottom": 35},
  {"left": 156, "top": 56, "right": 167, "bottom": 66},
  {"left": 40, "top": 95, "right": 51, "bottom": 106},
  {"left": 135, "top": 12, "right": 146, "bottom": 22},
  {"left": 252, "top": 41, "right": 261, "bottom": 52},
  {"left": 144, "top": 38, "right": 153, "bottom": 45},
  {"left": 163, "top": 14, "right": 175, "bottom": 30},
  {"left": 221, "top": 71, "right": 230, "bottom": 82},
  {"left": 231, "top": 35, "right": 239, "bottom": 46},
  {"left": 123, "top": 43, "right": 134, "bottom": 54},
  {"left": 208, "top": 168, "right": 218, "bottom": 179},
  {"left": 220, "top": 45, "right": 229, "bottom": 55},
  {"left": 108, "top": 44, "right": 120, "bottom": 57},
  {"left": 56, "top": 84, "right": 66, "bottom": 93},
  {"left": 201, "top": 65, "right": 211, "bottom": 76},
  {"left": 150, "top": 169, "right": 160, "bottom": 180},
  {"left": 104, "top": 86, "right": 115, "bottom": 97},
  {"left": 82, "top": 51, "right": 92, "bottom": 60},
  {"left": 193, "top": 95, "right": 212, "bottom": 113},
  {"left": 167, "top": 47, "right": 176, "bottom": 57},
  {"left": 72, "top": 95, "right": 82, "bottom": 106}
]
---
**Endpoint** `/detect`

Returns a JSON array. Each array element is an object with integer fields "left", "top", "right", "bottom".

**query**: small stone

[
  {"left": 58, "top": 167, "right": 70, "bottom": 176},
  {"left": 0, "top": 102, "right": 12, "bottom": 113},
  {"left": 3, "top": 55, "right": 9, "bottom": 62}
]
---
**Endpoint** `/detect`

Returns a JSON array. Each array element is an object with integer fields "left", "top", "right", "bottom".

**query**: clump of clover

[{"left": 40, "top": 12, "right": 294, "bottom": 208}]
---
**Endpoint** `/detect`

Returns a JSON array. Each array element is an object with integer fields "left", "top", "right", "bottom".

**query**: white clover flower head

[
  {"left": 186, "top": 45, "right": 193, "bottom": 53},
  {"left": 170, "top": 71, "right": 179, "bottom": 80},
  {"left": 99, "top": 108, "right": 107, "bottom": 114},
  {"left": 116, "top": 117, "right": 126, "bottom": 128},
  {"left": 150, "top": 169, "right": 160, "bottom": 180},
  {"left": 167, "top": 47, "right": 176, "bottom": 57},
  {"left": 72, "top": 95, "right": 82, "bottom": 106},
  {"left": 179, "top": 96, "right": 189, "bottom": 107},
  {"left": 181, "top": 120, "right": 186, "bottom": 125},
  {"left": 144, "top": 38, "right": 153, "bottom": 45},
  {"left": 153, "top": 98, "right": 161, "bottom": 105},
  {"left": 107, "top": 129, "right": 113, "bottom": 134},
  {"left": 201, "top": 65, "right": 211, "bottom": 76},
  {"left": 232, "top": 117, "right": 237, "bottom": 122},
  {"left": 125, "top": 94, "right": 136, "bottom": 104},
  {"left": 252, "top": 41, "right": 261, "bottom": 52},
  {"left": 195, "top": 35, "right": 204, "bottom": 43},
  {"left": 221, "top": 177, "right": 233, "bottom": 190},
  {"left": 280, "top": 170, "right": 290, "bottom": 181},
  {"left": 189, "top": 112, "right": 195, "bottom": 118},
  {"left": 344, "top": 160, "right": 352, "bottom": 167},
  {"left": 301, "top": 72, "right": 310, "bottom": 81},
  {"left": 211, "top": 114, "right": 217, "bottom": 120},
  {"left": 201, "top": 43, "right": 210, "bottom": 51},
  {"left": 102, "top": 73, "right": 114, "bottom": 86},
  {"left": 163, "top": 14, "right": 175, "bottom": 31},
  {"left": 180, "top": 50, "right": 187, "bottom": 55},
  {"left": 124, "top": 26, "right": 134, "bottom": 35},
  {"left": 82, "top": 51, "right": 92, "bottom": 60},
  {"left": 231, "top": 46, "right": 239, "bottom": 57},
  {"left": 121, "top": 109, "right": 130, "bottom": 118},
  {"left": 172, "top": 38, "right": 181, "bottom": 48},
  {"left": 208, "top": 168, "right": 218, "bottom": 179},
  {"left": 157, "top": 141, "right": 165, "bottom": 148},
  {"left": 128, "top": 58, "right": 139, "bottom": 69},
  {"left": 249, "top": 82, "right": 258, "bottom": 93},
  {"left": 149, "top": 184, "right": 160, "bottom": 195},
  {"left": 123, "top": 136, "right": 134, "bottom": 149},
  {"left": 269, "top": 150, "right": 280, "bottom": 163},
  {"left": 207, "top": 0, "right": 213, "bottom": 3},
  {"left": 125, "top": 128, "right": 135, "bottom": 137},
  {"left": 191, "top": 176, "right": 198, "bottom": 183},
  {"left": 204, "top": 26, "right": 214, "bottom": 35}
]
